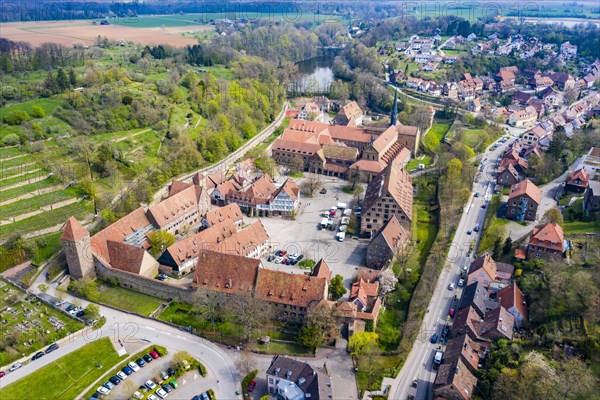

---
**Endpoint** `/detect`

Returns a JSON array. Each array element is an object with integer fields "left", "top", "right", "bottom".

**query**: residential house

[
  {"left": 266, "top": 356, "right": 332, "bottom": 399},
  {"left": 360, "top": 163, "right": 413, "bottom": 234},
  {"left": 225, "top": 175, "right": 277, "bottom": 216},
  {"left": 467, "top": 254, "right": 514, "bottom": 291},
  {"left": 579, "top": 147, "right": 600, "bottom": 177},
  {"left": 202, "top": 203, "right": 244, "bottom": 229},
  {"left": 443, "top": 82, "right": 459, "bottom": 100},
  {"left": 297, "top": 102, "right": 323, "bottom": 122},
  {"left": 270, "top": 179, "right": 300, "bottom": 215},
  {"left": 366, "top": 215, "right": 409, "bottom": 268},
  {"left": 459, "top": 281, "right": 491, "bottom": 317},
  {"left": 469, "top": 98, "right": 481, "bottom": 113},
  {"left": 147, "top": 185, "right": 210, "bottom": 236},
  {"left": 443, "top": 334, "right": 483, "bottom": 374},
  {"left": 560, "top": 42, "right": 577, "bottom": 57},
  {"left": 433, "top": 359, "right": 478, "bottom": 400},
  {"left": 443, "top": 56, "right": 457, "bottom": 64},
  {"left": 506, "top": 179, "right": 542, "bottom": 221},
  {"left": 530, "top": 76, "right": 554, "bottom": 92},
  {"left": 334, "top": 101, "right": 363, "bottom": 126},
  {"left": 452, "top": 305, "right": 515, "bottom": 341},
  {"left": 526, "top": 222, "right": 566, "bottom": 262},
  {"left": 496, "top": 282, "right": 527, "bottom": 328},
  {"left": 522, "top": 125, "right": 550, "bottom": 148},
  {"left": 428, "top": 83, "right": 442, "bottom": 97},
  {"left": 211, "top": 179, "right": 243, "bottom": 206},
  {"left": 565, "top": 168, "right": 590, "bottom": 193},
  {"left": 550, "top": 72, "right": 576, "bottom": 91},
  {"left": 497, "top": 163, "right": 520, "bottom": 187},
  {"left": 508, "top": 106, "right": 538, "bottom": 128},
  {"left": 541, "top": 87, "right": 563, "bottom": 108},
  {"left": 513, "top": 91, "right": 533, "bottom": 105}
]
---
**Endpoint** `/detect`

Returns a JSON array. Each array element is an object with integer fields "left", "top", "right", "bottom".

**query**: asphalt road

[{"left": 389, "top": 132, "right": 518, "bottom": 400}]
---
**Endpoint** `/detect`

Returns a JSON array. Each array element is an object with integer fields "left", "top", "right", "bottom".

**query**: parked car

[
  {"left": 66, "top": 304, "right": 75, "bottom": 312},
  {"left": 76, "top": 310, "right": 85, "bottom": 318},
  {"left": 109, "top": 376, "right": 121, "bottom": 386},
  {"left": 161, "top": 371, "right": 169, "bottom": 380},
  {"left": 122, "top": 366, "right": 134, "bottom": 375},
  {"left": 149, "top": 349, "right": 160, "bottom": 359},
  {"left": 448, "top": 308, "right": 455, "bottom": 317},
  {"left": 430, "top": 333, "right": 439, "bottom": 344},
  {"left": 285, "top": 258, "right": 292, "bottom": 265},
  {"left": 458, "top": 278, "right": 465, "bottom": 287},
  {"left": 467, "top": 230, "right": 473, "bottom": 235},
  {"left": 267, "top": 255, "right": 275, "bottom": 262},
  {"left": 32, "top": 351, "right": 44, "bottom": 361},
  {"left": 136, "top": 357, "right": 145, "bottom": 367},
  {"left": 162, "top": 384, "right": 172, "bottom": 393},
  {"left": 200, "top": 392, "right": 210, "bottom": 400},
  {"left": 274, "top": 249, "right": 282, "bottom": 256},
  {"left": 473, "top": 225, "right": 480, "bottom": 232},
  {"left": 0, "top": 371, "right": 4, "bottom": 378},
  {"left": 279, "top": 250, "right": 287, "bottom": 256},
  {"left": 103, "top": 381, "right": 114, "bottom": 390},
  {"left": 296, "top": 254, "right": 304, "bottom": 261},
  {"left": 45, "top": 343, "right": 59, "bottom": 354},
  {"left": 97, "top": 386, "right": 110, "bottom": 395},
  {"left": 116, "top": 371, "right": 127, "bottom": 380},
  {"left": 481, "top": 203, "right": 487, "bottom": 208},
  {"left": 320, "top": 188, "right": 327, "bottom": 194},
  {"left": 143, "top": 354, "right": 153, "bottom": 363},
  {"left": 54, "top": 300, "right": 65, "bottom": 306},
  {"left": 167, "top": 367, "right": 175, "bottom": 377},
  {"left": 247, "top": 380, "right": 256, "bottom": 392},
  {"left": 128, "top": 362, "right": 140, "bottom": 372},
  {"left": 169, "top": 379, "right": 178, "bottom": 389},
  {"left": 448, "top": 283, "right": 456, "bottom": 291},
  {"left": 154, "top": 375, "right": 164, "bottom": 385},
  {"left": 9, "top": 362, "right": 22, "bottom": 372},
  {"left": 156, "top": 388, "right": 168, "bottom": 399},
  {"left": 133, "top": 392, "right": 144, "bottom": 400},
  {"left": 148, "top": 395, "right": 158, "bottom": 400},
  {"left": 474, "top": 192, "right": 479, "bottom": 197},
  {"left": 145, "top": 380, "right": 156, "bottom": 390},
  {"left": 441, "top": 326, "right": 450, "bottom": 340}
]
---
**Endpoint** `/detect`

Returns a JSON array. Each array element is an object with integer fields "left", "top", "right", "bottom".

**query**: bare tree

[
  {"left": 288, "top": 156, "right": 305, "bottom": 175},
  {"left": 300, "top": 174, "right": 324, "bottom": 197},
  {"left": 227, "top": 295, "right": 272, "bottom": 343},
  {"left": 235, "top": 348, "right": 256, "bottom": 375}
]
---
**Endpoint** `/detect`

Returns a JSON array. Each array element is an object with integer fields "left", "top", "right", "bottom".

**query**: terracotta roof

[
  {"left": 513, "top": 90, "right": 533, "bottom": 103},
  {"left": 312, "top": 259, "right": 331, "bottom": 281},
  {"left": 452, "top": 305, "right": 484, "bottom": 339},
  {"left": 468, "top": 254, "right": 514, "bottom": 282},
  {"left": 433, "top": 359, "right": 478, "bottom": 400},
  {"left": 217, "top": 220, "right": 269, "bottom": 257},
  {"left": 339, "top": 101, "right": 363, "bottom": 120},
  {"left": 497, "top": 163, "right": 519, "bottom": 181},
  {"left": 363, "top": 163, "right": 413, "bottom": 221},
  {"left": 371, "top": 126, "right": 398, "bottom": 153},
  {"left": 273, "top": 179, "right": 300, "bottom": 202},
  {"left": 443, "top": 334, "right": 481, "bottom": 372},
  {"left": 272, "top": 138, "right": 322, "bottom": 157},
  {"left": 255, "top": 269, "right": 326, "bottom": 308},
  {"left": 508, "top": 179, "right": 542, "bottom": 205},
  {"left": 162, "top": 220, "right": 237, "bottom": 265},
  {"left": 351, "top": 278, "right": 378, "bottom": 299},
  {"left": 566, "top": 168, "right": 589, "bottom": 187},
  {"left": 322, "top": 144, "right": 359, "bottom": 161},
  {"left": 497, "top": 282, "right": 527, "bottom": 321},
  {"left": 203, "top": 204, "right": 244, "bottom": 227},
  {"left": 349, "top": 159, "right": 386, "bottom": 174},
  {"left": 550, "top": 72, "right": 573, "bottom": 84},
  {"left": 227, "top": 175, "right": 277, "bottom": 206},
  {"left": 148, "top": 185, "right": 200, "bottom": 229},
  {"left": 106, "top": 240, "right": 147, "bottom": 274},
  {"left": 515, "top": 248, "right": 527, "bottom": 260},
  {"left": 91, "top": 207, "right": 154, "bottom": 262},
  {"left": 61, "top": 217, "right": 89, "bottom": 242},
  {"left": 192, "top": 250, "right": 259, "bottom": 295},
  {"left": 287, "top": 119, "right": 330, "bottom": 134},
  {"left": 280, "top": 128, "right": 333, "bottom": 145},
  {"left": 396, "top": 124, "right": 420, "bottom": 137},
  {"left": 378, "top": 215, "right": 409, "bottom": 251},
  {"left": 328, "top": 125, "right": 373, "bottom": 143},
  {"left": 168, "top": 180, "right": 194, "bottom": 198},
  {"left": 529, "top": 223, "right": 565, "bottom": 252},
  {"left": 193, "top": 171, "right": 227, "bottom": 190},
  {"left": 356, "top": 267, "right": 381, "bottom": 283}
]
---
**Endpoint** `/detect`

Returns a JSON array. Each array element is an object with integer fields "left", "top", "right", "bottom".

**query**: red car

[
  {"left": 279, "top": 250, "right": 287, "bottom": 256},
  {"left": 149, "top": 349, "right": 160, "bottom": 359},
  {"left": 247, "top": 380, "right": 256, "bottom": 392},
  {"left": 448, "top": 308, "right": 455, "bottom": 318},
  {"left": 0, "top": 371, "right": 5, "bottom": 378}
]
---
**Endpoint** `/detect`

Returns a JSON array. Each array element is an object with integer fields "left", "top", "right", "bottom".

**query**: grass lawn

[
  {"left": 0, "top": 278, "right": 22, "bottom": 308},
  {"left": 0, "top": 296, "right": 84, "bottom": 366},
  {"left": 27, "top": 232, "right": 63, "bottom": 265},
  {"left": 0, "top": 98, "right": 61, "bottom": 119},
  {"left": 357, "top": 354, "right": 402, "bottom": 391},
  {"left": 406, "top": 155, "right": 432, "bottom": 171},
  {"left": 0, "top": 190, "right": 75, "bottom": 219},
  {"left": 423, "top": 123, "right": 451, "bottom": 152},
  {"left": 0, "top": 147, "right": 25, "bottom": 159},
  {"left": 251, "top": 341, "right": 312, "bottom": 356},
  {"left": 563, "top": 221, "right": 600, "bottom": 234},
  {"left": 0, "top": 337, "right": 124, "bottom": 400},
  {"left": 463, "top": 129, "right": 486, "bottom": 151},
  {"left": 95, "top": 285, "right": 163, "bottom": 316}
]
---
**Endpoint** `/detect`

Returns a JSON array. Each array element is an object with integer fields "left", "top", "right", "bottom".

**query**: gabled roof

[
  {"left": 168, "top": 180, "right": 194, "bottom": 198},
  {"left": 311, "top": 259, "right": 331, "bottom": 282},
  {"left": 362, "top": 163, "right": 413, "bottom": 221},
  {"left": 377, "top": 215, "right": 409, "bottom": 252},
  {"left": 396, "top": 125, "right": 420, "bottom": 137},
  {"left": 321, "top": 144, "right": 359, "bottom": 161},
  {"left": 218, "top": 220, "right": 269, "bottom": 257},
  {"left": 497, "top": 163, "right": 519, "bottom": 181},
  {"left": 61, "top": 217, "right": 89, "bottom": 242},
  {"left": 255, "top": 269, "right": 326, "bottom": 308},
  {"left": 443, "top": 334, "right": 481, "bottom": 372},
  {"left": 497, "top": 282, "right": 527, "bottom": 320},
  {"left": 529, "top": 223, "right": 565, "bottom": 252},
  {"left": 106, "top": 240, "right": 147, "bottom": 274},
  {"left": 459, "top": 281, "right": 489, "bottom": 317},
  {"left": 549, "top": 72, "right": 573, "bottom": 84},
  {"left": 452, "top": 305, "right": 484, "bottom": 339},
  {"left": 266, "top": 356, "right": 329, "bottom": 399},
  {"left": 566, "top": 168, "right": 590, "bottom": 187},
  {"left": 480, "top": 306, "right": 515, "bottom": 340},
  {"left": 508, "top": 179, "right": 542, "bottom": 204},
  {"left": 192, "top": 250, "right": 259, "bottom": 295},
  {"left": 273, "top": 179, "right": 300, "bottom": 202},
  {"left": 148, "top": 185, "right": 200, "bottom": 228},
  {"left": 433, "top": 359, "right": 478, "bottom": 400},
  {"left": 227, "top": 175, "right": 277, "bottom": 206},
  {"left": 370, "top": 126, "right": 398, "bottom": 153},
  {"left": 328, "top": 125, "right": 373, "bottom": 143},
  {"left": 203, "top": 204, "right": 244, "bottom": 227}
]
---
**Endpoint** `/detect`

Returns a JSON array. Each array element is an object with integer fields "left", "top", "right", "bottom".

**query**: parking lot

[
  {"left": 257, "top": 175, "right": 368, "bottom": 296},
  {"left": 106, "top": 352, "right": 216, "bottom": 400}
]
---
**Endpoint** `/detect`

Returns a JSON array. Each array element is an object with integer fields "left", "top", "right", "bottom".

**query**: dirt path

[
  {"left": 0, "top": 175, "right": 48, "bottom": 191},
  {"left": 113, "top": 128, "right": 151, "bottom": 143},
  {"left": 0, "top": 184, "right": 63, "bottom": 206},
  {"left": 0, "top": 168, "right": 42, "bottom": 181}
]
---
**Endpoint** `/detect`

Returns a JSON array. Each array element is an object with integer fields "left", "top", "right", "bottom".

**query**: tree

[
  {"left": 503, "top": 237, "right": 513, "bottom": 255},
  {"left": 542, "top": 207, "right": 563, "bottom": 226},
  {"left": 300, "top": 174, "right": 323, "bottom": 197},
  {"left": 348, "top": 331, "right": 379, "bottom": 356},
  {"left": 329, "top": 274, "right": 346, "bottom": 300},
  {"left": 378, "top": 269, "right": 397, "bottom": 297},
  {"left": 193, "top": 300, "right": 221, "bottom": 332},
  {"left": 37, "top": 283, "right": 48, "bottom": 294},
  {"left": 235, "top": 348, "right": 256, "bottom": 375},
  {"left": 56, "top": 68, "right": 70, "bottom": 91},
  {"left": 31, "top": 105, "right": 46, "bottom": 118},
  {"left": 492, "top": 237, "right": 502, "bottom": 260},
  {"left": 70, "top": 277, "right": 98, "bottom": 300},
  {"left": 557, "top": 358, "right": 596, "bottom": 399},
  {"left": 227, "top": 294, "right": 271, "bottom": 343},
  {"left": 288, "top": 156, "right": 305, "bottom": 175},
  {"left": 297, "top": 324, "right": 323, "bottom": 352},
  {"left": 147, "top": 231, "right": 176, "bottom": 257},
  {"left": 68, "top": 68, "right": 77, "bottom": 86},
  {"left": 84, "top": 303, "right": 101, "bottom": 320}
]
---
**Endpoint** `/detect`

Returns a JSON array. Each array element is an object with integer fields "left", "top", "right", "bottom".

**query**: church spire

[{"left": 391, "top": 90, "right": 398, "bottom": 126}]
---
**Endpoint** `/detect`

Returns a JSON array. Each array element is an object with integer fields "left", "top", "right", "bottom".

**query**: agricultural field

[
  {"left": 0, "top": 289, "right": 84, "bottom": 366},
  {"left": 0, "top": 337, "right": 124, "bottom": 400}
]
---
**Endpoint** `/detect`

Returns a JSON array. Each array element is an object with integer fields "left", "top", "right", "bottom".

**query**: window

[
  {"left": 269, "top": 378, "right": 273, "bottom": 384},
  {"left": 511, "top": 209, "right": 515, "bottom": 214}
]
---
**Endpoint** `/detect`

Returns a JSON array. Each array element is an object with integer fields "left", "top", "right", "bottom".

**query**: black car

[
  {"left": 142, "top": 354, "right": 153, "bottom": 363},
  {"left": 136, "top": 358, "right": 145, "bottom": 367},
  {"left": 296, "top": 254, "right": 304, "bottom": 261},
  {"left": 430, "top": 333, "right": 439, "bottom": 344},
  {"left": 32, "top": 351, "right": 44, "bottom": 361},
  {"left": 285, "top": 258, "right": 292, "bottom": 265},
  {"left": 66, "top": 304, "right": 75, "bottom": 311},
  {"left": 76, "top": 310, "right": 85, "bottom": 318},
  {"left": 167, "top": 367, "right": 176, "bottom": 377},
  {"left": 45, "top": 343, "right": 59, "bottom": 354},
  {"left": 267, "top": 255, "right": 275, "bottom": 262},
  {"left": 290, "top": 259, "right": 297, "bottom": 266},
  {"left": 162, "top": 384, "right": 173, "bottom": 393},
  {"left": 109, "top": 376, "right": 121, "bottom": 385},
  {"left": 441, "top": 326, "right": 450, "bottom": 340}
]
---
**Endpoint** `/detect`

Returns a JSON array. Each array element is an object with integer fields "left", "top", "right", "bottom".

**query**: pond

[{"left": 291, "top": 54, "right": 336, "bottom": 95}]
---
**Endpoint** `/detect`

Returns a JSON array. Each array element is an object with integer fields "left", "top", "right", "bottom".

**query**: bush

[
  {"left": 198, "top": 361, "right": 207, "bottom": 376},
  {"left": 3, "top": 133, "right": 20, "bottom": 145},
  {"left": 31, "top": 105, "right": 46, "bottom": 118},
  {"left": 4, "top": 110, "right": 31, "bottom": 125},
  {"left": 154, "top": 345, "right": 168, "bottom": 357},
  {"left": 241, "top": 369, "right": 258, "bottom": 391},
  {"left": 207, "top": 389, "right": 215, "bottom": 400}
]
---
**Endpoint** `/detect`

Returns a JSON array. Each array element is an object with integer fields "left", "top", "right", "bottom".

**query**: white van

[
  {"left": 336, "top": 232, "right": 345, "bottom": 242},
  {"left": 336, "top": 202, "right": 347, "bottom": 210}
]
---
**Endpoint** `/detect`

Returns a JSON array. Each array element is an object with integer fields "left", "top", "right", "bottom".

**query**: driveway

[{"left": 256, "top": 174, "right": 368, "bottom": 294}]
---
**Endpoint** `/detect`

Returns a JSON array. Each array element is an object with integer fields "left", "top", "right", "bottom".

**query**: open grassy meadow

[
  {"left": 423, "top": 122, "right": 451, "bottom": 151},
  {"left": 94, "top": 285, "right": 164, "bottom": 316}
]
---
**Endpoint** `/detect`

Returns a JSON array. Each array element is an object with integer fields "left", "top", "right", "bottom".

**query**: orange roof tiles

[
  {"left": 106, "top": 240, "right": 147, "bottom": 274},
  {"left": 497, "top": 282, "right": 527, "bottom": 322},
  {"left": 529, "top": 223, "right": 565, "bottom": 252},
  {"left": 217, "top": 220, "right": 270, "bottom": 257},
  {"left": 255, "top": 269, "right": 326, "bottom": 308},
  {"left": 379, "top": 215, "right": 409, "bottom": 251},
  {"left": 508, "top": 179, "right": 542, "bottom": 205},
  {"left": 164, "top": 220, "right": 237, "bottom": 264},
  {"left": 148, "top": 185, "right": 200, "bottom": 229},
  {"left": 203, "top": 204, "right": 244, "bottom": 227},
  {"left": 168, "top": 180, "right": 194, "bottom": 198},
  {"left": 192, "top": 250, "right": 259, "bottom": 295},
  {"left": 363, "top": 163, "right": 413, "bottom": 221},
  {"left": 61, "top": 217, "right": 89, "bottom": 242}
]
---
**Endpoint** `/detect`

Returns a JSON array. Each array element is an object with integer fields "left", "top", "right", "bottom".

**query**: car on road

[
  {"left": 441, "top": 326, "right": 450, "bottom": 340},
  {"left": 434, "top": 350, "right": 444, "bottom": 365},
  {"left": 407, "top": 379, "right": 418, "bottom": 400},
  {"left": 128, "top": 362, "right": 140, "bottom": 372},
  {"left": 473, "top": 225, "right": 480, "bottom": 232},
  {"left": 448, "top": 283, "right": 456, "bottom": 290},
  {"left": 149, "top": 349, "right": 160, "bottom": 359},
  {"left": 0, "top": 371, "right": 4, "bottom": 378},
  {"left": 474, "top": 192, "right": 479, "bottom": 197},
  {"left": 448, "top": 308, "right": 455, "bottom": 317},
  {"left": 145, "top": 380, "right": 157, "bottom": 390},
  {"left": 481, "top": 203, "right": 486, "bottom": 208},
  {"left": 32, "top": 351, "right": 45, "bottom": 361},
  {"left": 45, "top": 343, "right": 59, "bottom": 354},
  {"left": 109, "top": 376, "right": 121, "bottom": 385},
  {"left": 97, "top": 386, "right": 110, "bottom": 395},
  {"left": 116, "top": 371, "right": 127, "bottom": 380},
  {"left": 169, "top": 379, "right": 178, "bottom": 389},
  {"left": 430, "top": 333, "right": 439, "bottom": 343},
  {"left": 136, "top": 357, "right": 145, "bottom": 367},
  {"left": 162, "top": 384, "right": 173, "bottom": 393},
  {"left": 143, "top": 354, "right": 153, "bottom": 363},
  {"left": 467, "top": 230, "right": 473, "bottom": 235},
  {"left": 248, "top": 379, "right": 256, "bottom": 392},
  {"left": 458, "top": 278, "right": 465, "bottom": 287},
  {"left": 156, "top": 388, "right": 168, "bottom": 399},
  {"left": 8, "top": 363, "right": 21, "bottom": 372}
]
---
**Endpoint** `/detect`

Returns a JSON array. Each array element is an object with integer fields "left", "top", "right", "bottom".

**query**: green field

[
  {"left": 406, "top": 155, "right": 432, "bottom": 171},
  {"left": 0, "top": 190, "right": 76, "bottom": 220},
  {"left": 0, "top": 295, "right": 84, "bottom": 366},
  {"left": 0, "top": 147, "right": 25, "bottom": 159},
  {"left": 0, "top": 337, "right": 124, "bottom": 400},
  {"left": 95, "top": 285, "right": 163, "bottom": 316},
  {"left": 463, "top": 129, "right": 486, "bottom": 150},
  {"left": 423, "top": 122, "right": 451, "bottom": 151},
  {"left": 0, "top": 170, "right": 48, "bottom": 189},
  {"left": 0, "top": 200, "right": 91, "bottom": 240},
  {"left": 0, "top": 176, "right": 61, "bottom": 202},
  {"left": 0, "top": 99, "right": 61, "bottom": 119}
]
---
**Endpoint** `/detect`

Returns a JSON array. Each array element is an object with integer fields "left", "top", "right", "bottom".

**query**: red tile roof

[
  {"left": 528, "top": 223, "right": 565, "bottom": 252},
  {"left": 371, "top": 126, "right": 398, "bottom": 153},
  {"left": 378, "top": 215, "right": 409, "bottom": 251},
  {"left": 497, "top": 282, "right": 527, "bottom": 322},
  {"left": 227, "top": 175, "right": 277, "bottom": 206},
  {"left": 508, "top": 179, "right": 542, "bottom": 205},
  {"left": 312, "top": 259, "right": 331, "bottom": 281},
  {"left": 192, "top": 250, "right": 259, "bottom": 295},
  {"left": 566, "top": 168, "right": 590, "bottom": 188},
  {"left": 328, "top": 125, "right": 373, "bottom": 143},
  {"left": 168, "top": 180, "right": 194, "bottom": 198},
  {"left": 164, "top": 220, "right": 237, "bottom": 265},
  {"left": 148, "top": 185, "right": 201, "bottom": 229},
  {"left": 217, "top": 220, "right": 270, "bottom": 257},
  {"left": 255, "top": 269, "right": 326, "bottom": 308},
  {"left": 443, "top": 334, "right": 481, "bottom": 372},
  {"left": 433, "top": 359, "right": 478, "bottom": 400},
  {"left": 274, "top": 179, "right": 300, "bottom": 202},
  {"left": 203, "top": 204, "right": 244, "bottom": 227},
  {"left": 61, "top": 217, "right": 89, "bottom": 242},
  {"left": 106, "top": 240, "right": 147, "bottom": 274},
  {"left": 363, "top": 163, "right": 413, "bottom": 221}
]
